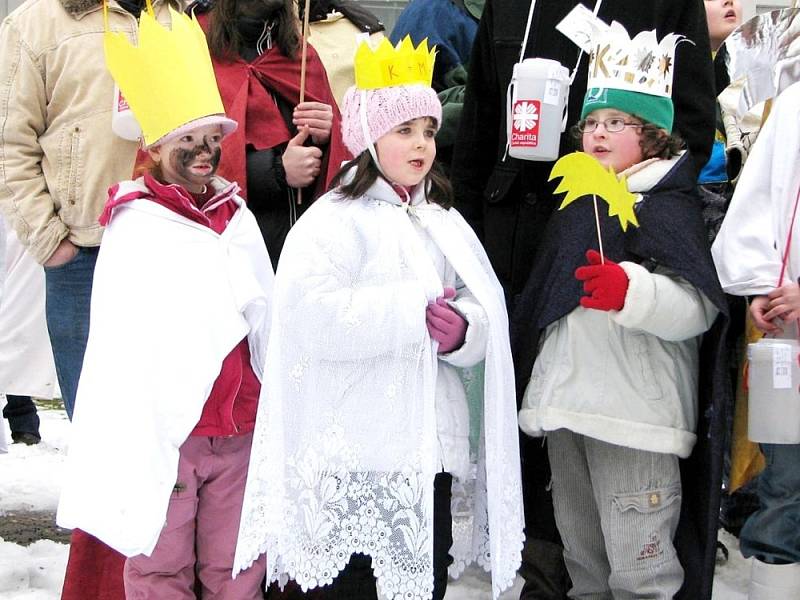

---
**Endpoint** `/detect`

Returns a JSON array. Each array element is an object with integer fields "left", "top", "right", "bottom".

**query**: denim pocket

[{"left": 43, "top": 246, "right": 84, "bottom": 272}]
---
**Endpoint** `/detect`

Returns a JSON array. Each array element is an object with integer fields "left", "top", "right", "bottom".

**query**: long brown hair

[
  {"left": 206, "top": 0, "right": 300, "bottom": 61},
  {"left": 330, "top": 152, "right": 454, "bottom": 209}
]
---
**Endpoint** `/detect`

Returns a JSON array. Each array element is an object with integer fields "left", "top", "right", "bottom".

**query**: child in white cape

[{"left": 233, "top": 37, "right": 523, "bottom": 600}]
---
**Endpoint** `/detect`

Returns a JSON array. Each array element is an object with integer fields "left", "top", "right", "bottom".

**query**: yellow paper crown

[
  {"left": 103, "top": 4, "right": 226, "bottom": 146},
  {"left": 354, "top": 36, "right": 436, "bottom": 90}
]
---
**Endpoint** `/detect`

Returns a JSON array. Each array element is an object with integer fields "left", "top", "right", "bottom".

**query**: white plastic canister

[
  {"left": 111, "top": 84, "right": 142, "bottom": 142},
  {"left": 506, "top": 58, "right": 570, "bottom": 162},
  {"left": 747, "top": 337, "right": 800, "bottom": 444}
]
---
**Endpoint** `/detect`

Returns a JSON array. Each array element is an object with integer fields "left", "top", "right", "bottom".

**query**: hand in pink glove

[
  {"left": 426, "top": 287, "right": 468, "bottom": 353},
  {"left": 574, "top": 250, "right": 629, "bottom": 312}
]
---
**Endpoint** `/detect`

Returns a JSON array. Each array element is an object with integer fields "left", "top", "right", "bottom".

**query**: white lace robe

[{"left": 234, "top": 177, "right": 524, "bottom": 599}]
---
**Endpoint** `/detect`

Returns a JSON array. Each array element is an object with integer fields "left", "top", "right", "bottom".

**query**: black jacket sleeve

[
  {"left": 670, "top": 0, "right": 716, "bottom": 175},
  {"left": 449, "top": 0, "right": 501, "bottom": 241},
  {"left": 246, "top": 147, "right": 287, "bottom": 197}
]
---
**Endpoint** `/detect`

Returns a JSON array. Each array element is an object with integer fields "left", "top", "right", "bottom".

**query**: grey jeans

[{"left": 547, "top": 429, "right": 683, "bottom": 599}]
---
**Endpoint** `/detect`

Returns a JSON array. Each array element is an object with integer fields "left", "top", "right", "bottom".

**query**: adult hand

[
  {"left": 749, "top": 295, "right": 782, "bottom": 334},
  {"left": 426, "top": 287, "right": 467, "bottom": 353},
  {"left": 282, "top": 126, "right": 323, "bottom": 189},
  {"left": 762, "top": 282, "right": 800, "bottom": 327},
  {"left": 293, "top": 102, "right": 333, "bottom": 146},
  {"left": 44, "top": 239, "right": 78, "bottom": 268},
  {"left": 574, "top": 250, "right": 629, "bottom": 312}
]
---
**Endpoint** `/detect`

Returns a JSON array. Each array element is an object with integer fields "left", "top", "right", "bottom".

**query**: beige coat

[{"left": 0, "top": 0, "right": 175, "bottom": 264}]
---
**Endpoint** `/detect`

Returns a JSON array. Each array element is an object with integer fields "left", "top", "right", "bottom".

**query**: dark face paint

[{"left": 167, "top": 136, "right": 221, "bottom": 185}]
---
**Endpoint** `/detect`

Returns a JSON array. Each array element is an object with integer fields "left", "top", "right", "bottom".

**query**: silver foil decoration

[{"left": 722, "top": 8, "right": 800, "bottom": 117}]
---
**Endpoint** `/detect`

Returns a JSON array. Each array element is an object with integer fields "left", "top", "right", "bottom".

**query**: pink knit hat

[
  {"left": 341, "top": 84, "right": 442, "bottom": 157},
  {"left": 149, "top": 114, "right": 238, "bottom": 148}
]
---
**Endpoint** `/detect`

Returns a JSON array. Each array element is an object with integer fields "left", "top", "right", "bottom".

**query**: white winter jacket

[
  {"left": 712, "top": 80, "right": 800, "bottom": 296},
  {"left": 519, "top": 156, "right": 719, "bottom": 458}
]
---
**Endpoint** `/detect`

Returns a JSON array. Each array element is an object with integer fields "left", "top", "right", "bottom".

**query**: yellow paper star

[{"left": 549, "top": 152, "right": 640, "bottom": 231}]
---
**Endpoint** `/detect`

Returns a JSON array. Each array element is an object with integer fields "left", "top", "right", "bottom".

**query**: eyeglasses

[{"left": 578, "top": 117, "right": 643, "bottom": 133}]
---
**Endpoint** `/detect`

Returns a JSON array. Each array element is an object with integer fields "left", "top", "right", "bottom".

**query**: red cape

[
  {"left": 198, "top": 13, "right": 350, "bottom": 201},
  {"left": 61, "top": 530, "right": 126, "bottom": 600}
]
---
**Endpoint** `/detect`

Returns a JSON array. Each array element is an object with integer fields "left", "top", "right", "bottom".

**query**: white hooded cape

[
  {"left": 233, "top": 182, "right": 524, "bottom": 599},
  {"left": 57, "top": 178, "right": 274, "bottom": 557}
]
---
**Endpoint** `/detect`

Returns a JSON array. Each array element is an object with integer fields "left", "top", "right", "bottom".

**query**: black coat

[{"left": 451, "top": 0, "right": 716, "bottom": 301}]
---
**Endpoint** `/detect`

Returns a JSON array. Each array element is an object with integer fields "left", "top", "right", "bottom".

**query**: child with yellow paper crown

[
  {"left": 231, "top": 36, "right": 523, "bottom": 600},
  {"left": 56, "top": 3, "right": 274, "bottom": 597},
  {"left": 512, "top": 23, "right": 729, "bottom": 599}
]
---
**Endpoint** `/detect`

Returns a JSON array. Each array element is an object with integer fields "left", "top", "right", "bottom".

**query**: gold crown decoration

[
  {"left": 103, "top": 4, "right": 226, "bottom": 146},
  {"left": 587, "top": 22, "right": 684, "bottom": 98},
  {"left": 354, "top": 36, "right": 436, "bottom": 90}
]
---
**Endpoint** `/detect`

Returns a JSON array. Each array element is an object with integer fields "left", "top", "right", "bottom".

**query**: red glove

[
  {"left": 426, "top": 287, "right": 467, "bottom": 353},
  {"left": 574, "top": 250, "right": 629, "bottom": 312}
]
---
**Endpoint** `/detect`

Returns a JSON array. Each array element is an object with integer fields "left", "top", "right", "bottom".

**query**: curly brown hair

[{"left": 571, "top": 116, "right": 684, "bottom": 161}]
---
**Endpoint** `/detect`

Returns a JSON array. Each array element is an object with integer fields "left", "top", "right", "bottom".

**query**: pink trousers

[{"left": 124, "top": 432, "right": 266, "bottom": 599}]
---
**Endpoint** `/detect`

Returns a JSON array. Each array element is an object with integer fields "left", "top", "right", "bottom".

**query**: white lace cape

[{"left": 234, "top": 190, "right": 524, "bottom": 599}]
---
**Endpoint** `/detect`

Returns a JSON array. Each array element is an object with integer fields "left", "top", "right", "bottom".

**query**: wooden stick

[
  {"left": 593, "top": 193, "right": 611, "bottom": 330},
  {"left": 592, "top": 194, "right": 605, "bottom": 264},
  {"left": 296, "top": 0, "right": 312, "bottom": 206},
  {"left": 299, "top": 0, "right": 311, "bottom": 103}
]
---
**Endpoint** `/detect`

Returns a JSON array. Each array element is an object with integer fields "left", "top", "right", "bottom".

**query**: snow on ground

[
  {"left": 1, "top": 409, "right": 69, "bottom": 514},
  {"left": 1, "top": 407, "right": 749, "bottom": 599}
]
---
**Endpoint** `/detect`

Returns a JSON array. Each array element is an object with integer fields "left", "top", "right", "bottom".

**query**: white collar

[{"left": 622, "top": 151, "right": 685, "bottom": 193}]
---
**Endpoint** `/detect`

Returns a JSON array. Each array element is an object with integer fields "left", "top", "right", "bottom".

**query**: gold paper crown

[
  {"left": 587, "top": 22, "right": 684, "bottom": 98},
  {"left": 103, "top": 4, "right": 226, "bottom": 146},
  {"left": 354, "top": 36, "right": 436, "bottom": 90}
]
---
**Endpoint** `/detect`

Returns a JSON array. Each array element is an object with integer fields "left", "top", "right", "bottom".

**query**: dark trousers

[
  {"left": 336, "top": 472, "right": 453, "bottom": 600},
  {"left": 519, "top": 435, "right": 571, "bottom": 600},
  {"left": 268, "top": 472, "right": 454, "bottom": 600},
  {"left": 2, "top": 394, "right": 39, "bottom": 436}
]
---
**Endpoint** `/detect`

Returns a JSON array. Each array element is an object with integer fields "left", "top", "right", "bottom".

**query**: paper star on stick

[{"left": 549, "top": 152, "right": 640, "bottom": 231}]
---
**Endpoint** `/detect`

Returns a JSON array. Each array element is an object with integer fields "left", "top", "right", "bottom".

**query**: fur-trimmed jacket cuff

[{"left": 612, "top": 261, "right": 718, "bottom": 342}]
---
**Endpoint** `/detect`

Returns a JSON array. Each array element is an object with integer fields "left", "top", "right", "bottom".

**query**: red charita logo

[{"left": 511, "top": 100, "right": 541, "bottom": 147}]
